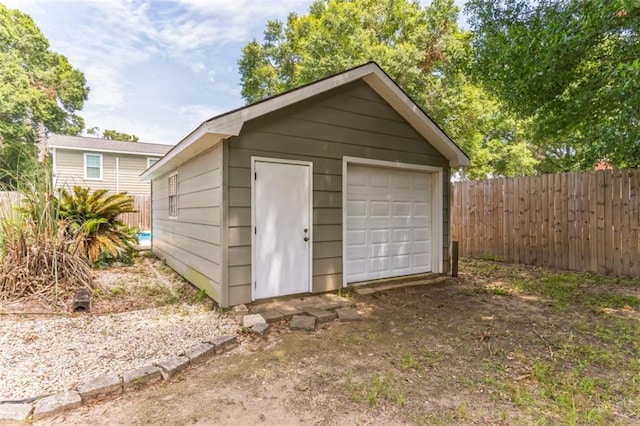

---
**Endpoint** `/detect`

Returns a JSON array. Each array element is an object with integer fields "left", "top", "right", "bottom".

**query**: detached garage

[{"left": 141, "top": 62, "right": 469, "bottom": 307}]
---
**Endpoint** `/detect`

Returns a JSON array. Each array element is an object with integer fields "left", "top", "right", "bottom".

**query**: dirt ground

[{"left": 35, "top": 259, "right": 640, "bottom": 425}]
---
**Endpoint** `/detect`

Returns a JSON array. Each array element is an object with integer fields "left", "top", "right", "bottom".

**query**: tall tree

[
  {"left": 86, "top": 127, "right": 139, "bottom": 142},
  {"left": 0, "top": 4, "right": 89, "bottom": 185},
  {"left": 238, "top": 0, "right": 537, "bottom": 178},
  {"left": 466, "top": 0, "right": 640, "bottom": 172}
]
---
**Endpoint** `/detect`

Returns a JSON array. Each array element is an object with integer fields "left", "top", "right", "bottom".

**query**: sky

[{"left": 4, "top": 0, "right": 466, "bottom": 145}]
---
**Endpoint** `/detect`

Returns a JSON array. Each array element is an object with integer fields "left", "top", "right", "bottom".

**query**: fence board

[
  {"left": 119, "top": 194, "right": 151, "bottom": 231},
  {"left": 451, "top": 169, "right": 640, "bottom": 278}
]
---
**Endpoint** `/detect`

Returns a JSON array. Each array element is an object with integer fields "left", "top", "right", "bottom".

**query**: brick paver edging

[{"left": 0, "top": 334, "right": 239, "bottom": 423}]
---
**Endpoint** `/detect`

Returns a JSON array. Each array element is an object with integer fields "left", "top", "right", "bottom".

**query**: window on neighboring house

[
  {"left": 168, "top": 173, "right": 178, "bottom": 218},
  {"left": 84, "top": 153, "right": 103, "bottom": 180},
  {"left": 147, "top": 157, "right": 159, "bottom": 168}
]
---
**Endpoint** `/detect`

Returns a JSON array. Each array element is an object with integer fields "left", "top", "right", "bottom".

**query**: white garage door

[{"left": 345, "top": 164, "right": 432, "bottom": 283}]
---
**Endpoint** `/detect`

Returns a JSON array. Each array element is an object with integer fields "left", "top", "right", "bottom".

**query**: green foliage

[
  {"left": 238, "top": 0, "right": 537, "bottom": 178},
  {"left": 0, "top": 163, "right": 94, "bottom": 304},
  {"left": 466, "top": 0, "right": 640, "bottom": 172},
  {"left": 57, "top": 186, "right": 138, "bottom": 265},
  {"left": 0, "top": 4, "right": 89, "bottom": 187},
  {"left": 87, "top": 127, "right": 139, "bottom": 142}
]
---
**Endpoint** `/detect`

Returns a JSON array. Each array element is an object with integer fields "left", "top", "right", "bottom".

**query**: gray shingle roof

[{"left": 48, "top": 134, "right": 172, "bottom": 156}]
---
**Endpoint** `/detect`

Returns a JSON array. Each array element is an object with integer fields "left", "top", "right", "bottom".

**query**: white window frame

[
  {"left": 147, "top": 157, "right": 159, "bottom": 168},
  {"left": 168, "top": 172, "right": 178, "bottom": 219},
  {"left": 84, "top": 152, "right": 103, "bottom": 180}
]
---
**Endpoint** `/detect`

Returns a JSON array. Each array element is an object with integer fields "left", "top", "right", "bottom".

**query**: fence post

[{"left": 451, "top": 240, "right": 459, "bottom": 277}]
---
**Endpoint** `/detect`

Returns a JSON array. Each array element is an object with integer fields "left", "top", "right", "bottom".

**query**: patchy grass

[{"left": 278, "top": 258, "right": 640, "bottom": 424}]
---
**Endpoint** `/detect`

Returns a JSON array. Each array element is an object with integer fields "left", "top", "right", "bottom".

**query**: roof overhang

[
  {"left": 141, "top": 62, "right": 470, "bottom": 181},
  {"left": 49, "top": 145, "right": 166, "bottom": 157}
]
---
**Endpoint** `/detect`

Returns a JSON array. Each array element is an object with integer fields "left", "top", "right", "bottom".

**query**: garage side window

[
  {"left": 84, "top": 153, "right": 103, "bottom": 180},
  {"left": 168, "top": 173, "right": 178, "bottom": 218}
]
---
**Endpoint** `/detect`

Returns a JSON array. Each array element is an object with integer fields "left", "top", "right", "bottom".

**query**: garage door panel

[
  {"left": 412, "top": 202, "right": 430, "bottom": 216},
  {"left": 414, "top": 253, "right": 431, "bottom": 268},
  {"left": 413, "top": 228, "right": 430, "bottom": 242},
  {"left": 392, "top": 201, "right": 411, "bottom": 217},
  {"left": 370, "top": 257, "right": 389, "bottom": 272},
  {"left": 370, "top": 229, "right": 390, "bottom": 243},
  {"left": 347, "top": 229, "right": 366, "bottom": 245},
  {"left": 370, "top": 173, "right": 390, "bottom": 188},
  {"left": 393, "top": 254, "right": 411, "bottom": 269},
  {"left": 370, "top": 201, "right": 390, "bottom": 216},
  {"left": 346, "top": 200, "right": 367, "bottom": 217},
  {"left": 347, "top": 259, "right": 367, "bottom": 275},
  {"left": 346, "top": 164, "right": 433, "bottom": 283}
]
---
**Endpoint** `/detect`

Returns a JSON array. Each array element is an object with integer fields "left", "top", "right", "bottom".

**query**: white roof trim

[
  {"left": 142, "top": 62, "right": 469, "bottom": 181},
  {"left": 49, "top": 145, "right": 165, "bottom": 157}
]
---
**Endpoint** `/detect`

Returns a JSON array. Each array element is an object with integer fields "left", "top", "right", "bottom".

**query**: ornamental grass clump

[
  {"left": 0, "top": 177, "right": 94, "bottom": 306},
  {"left": 0, "top": 163, "right": 139, "bottom": 305}
]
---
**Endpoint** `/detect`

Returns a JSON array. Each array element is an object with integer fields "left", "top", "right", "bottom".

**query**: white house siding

[
  {"left": 54, "top": 149, "right": 159, "bottom": 194},
  {"left": 151, "top": 144, "right": 224, "bottom": 304}
]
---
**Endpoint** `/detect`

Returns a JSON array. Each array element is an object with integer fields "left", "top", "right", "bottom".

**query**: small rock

[
  {"left": 183, "top": 342, "right": 216, "bottom": 364},
  {"left": 33, "top": 390, "right": 81, "bottom": 420},
  {"left": 290, "top": 315, "right": 316, "bottom": 331},
  {"left": 336, "top": 307, "right": 362, "bottom": 322},
  {"left": 123, "top": 366, "right": 162, "bottom": 391},
  {"left": 156, "top": 356, "right": 190, "bottom": 380},
  {"left": 209, "top": 335, "right": 239, "bottom": 353},
  {"left": 233, "top": 304, "right": 249, "bottom": 324},
  {"left": 78, "top": 372, "right": 122, "bottom": 400},
  {"left": 251, "top": 322, "right": 269, "bottom": 338},
  {"left": 243, "top": 314, "right": 266, "bottom": 328},
  {"left": 0, "top": 403, "right": 32, "bottom": 422},
  {"left": 232, "top": 304, "right": 249, "bottom": 314}
]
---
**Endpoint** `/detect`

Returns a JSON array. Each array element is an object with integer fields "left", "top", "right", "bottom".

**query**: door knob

[{"left": 304, "top": 236, "right": 309, "bottom": 242}]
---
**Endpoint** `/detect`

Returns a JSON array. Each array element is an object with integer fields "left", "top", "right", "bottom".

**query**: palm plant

[{"left": 58, "top": 186, "right": 138, "bottom": 265}]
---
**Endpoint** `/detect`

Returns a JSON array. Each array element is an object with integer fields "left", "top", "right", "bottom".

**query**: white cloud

[{"left": 2, "top": 0, "right": 314, "bottom": 143}]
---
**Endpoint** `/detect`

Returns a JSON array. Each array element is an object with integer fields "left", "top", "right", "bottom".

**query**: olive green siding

[
  {"left": 225, "top": 80, "right": 450, "bottom": 305},
  {"left": 151, "top": 145, "right": 224, "bottom": 304},
  {"left": 54, "top": 149, "right": 161, "bottom": 194}
]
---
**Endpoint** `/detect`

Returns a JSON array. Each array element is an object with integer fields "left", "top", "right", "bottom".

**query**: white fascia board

[
  {"left": 140, "top": 124, "right": 227, "bottom": 181},
  {"left": 49, "top": 145, "right": 166, "bottom": 157},
  {"left": 363, "top": 71, "right": 470, "bottom": 168}
]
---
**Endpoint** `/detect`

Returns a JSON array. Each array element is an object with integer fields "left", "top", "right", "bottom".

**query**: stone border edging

[{"left": 0, "top": 334, "right": 239, "bottom": 423}]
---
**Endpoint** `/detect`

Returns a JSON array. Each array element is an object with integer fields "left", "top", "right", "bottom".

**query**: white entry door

[
  {"left": 253, "top": 159, "right": 312, "bottom": 299},
  {"left": 345, "top": 164, "right": 432, "bottom": 283}
]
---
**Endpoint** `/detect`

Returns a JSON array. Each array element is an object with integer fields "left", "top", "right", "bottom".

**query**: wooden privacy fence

[
  {"left": 119, "top": 194, "right": 151, "bottom": 231},
  {"left": 451, "top": 169, "right": 640, "bottom": 277},
  {"left": 0, "top": 192, "right": 150, "bottom": 231}
]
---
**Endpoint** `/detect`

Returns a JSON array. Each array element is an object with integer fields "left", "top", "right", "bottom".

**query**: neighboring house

[
  {"left": 49, "top": 134, "right": 172, "bottom": 195},
  {"left": 141, "top": 62, "right": 470, "bottom": 307}
]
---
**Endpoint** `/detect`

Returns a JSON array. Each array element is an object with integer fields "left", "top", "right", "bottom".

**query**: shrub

[
  {"left": 57, "top": 186, "right": 138, "bottom": 265},
  {"left": 0, "top": 173, "right": 94, "bottom": 305}
]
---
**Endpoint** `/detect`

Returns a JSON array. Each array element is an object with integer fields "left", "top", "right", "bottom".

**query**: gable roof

[
  {"left": 49, "top": 134, "right": 172, "bottom": 156},
  {"left": 141, "top": 62, "right": 470, "bottom": 180}
]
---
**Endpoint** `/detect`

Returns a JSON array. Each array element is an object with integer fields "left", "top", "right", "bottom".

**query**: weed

[
  {"left": 110, "top": 286, "right": 125, "bottom": 296},
  {"left": 398, "top": 354, "right": 417, "bottom": 371},
  {"left": 195, "top": 288, "right": 208, "bottom": 302}
]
